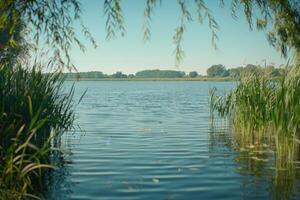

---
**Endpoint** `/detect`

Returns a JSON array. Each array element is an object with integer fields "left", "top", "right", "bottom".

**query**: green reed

[
  {"left": 0, "top": 64, "right": 76, "bottom": 199},
  {"left": 209, "top": 64, "right": 300, "bottom": 199},
  {"left": 210, "top": 65, "right": 300, "bottom": 140}
]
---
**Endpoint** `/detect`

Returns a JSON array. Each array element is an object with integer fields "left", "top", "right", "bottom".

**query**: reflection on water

[
  {"left": 210, "top": 122, "right": 300, "bottom": 200},
  {"left": 45, "top": 134, "right": 75, "bottom": 199},
  {"left": 47, "top": 81, "right": 300, "bottom": 200}
]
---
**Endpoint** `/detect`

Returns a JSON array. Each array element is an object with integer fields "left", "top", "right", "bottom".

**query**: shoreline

[{"left": 65, "top": 77, "right": 235, "bottom": 81}]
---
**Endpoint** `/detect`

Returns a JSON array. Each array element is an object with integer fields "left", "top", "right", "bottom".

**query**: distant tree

[
  {"left": 228, "top": 67, "right": 242, "bottom": 78},
  {"left": 65, "top": 71, "right": 105, "bottom": 79},
  {"left": 272, "top": 69, "right": 281, "bottom": 77},
  {"left": 128, "top": 74, "right": 135, "bottom": 78},
  {"left": 136, "top": 70, "right": 185, "bottom": 78},
  {"left": 111, "top": 72, "right": 127, "bottom": 78},
  {"left": 85, "top": 71, "right": 105, "bottom": 78},
  {"left": 243, "top": 64, "right": 258, "bottom": 74},
  {"left": 207, "top": 64, "right": 229, "bottom": 77},
  {"left": 178, "top": 71, "right": 186, "bottom": 77},
  {"left": 189, "top": 71, "right": 198, "bottom": 78},
  {"left": 219, "top": 65, "right": 283, "bottom": 78},
  {"left": 265, "top": 65, "right": 281, "bottom": 76}
]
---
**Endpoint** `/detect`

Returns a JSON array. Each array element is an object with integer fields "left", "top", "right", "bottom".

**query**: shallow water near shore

[{"left": 47, "top": 81, "right": 300, "bottom": 200}]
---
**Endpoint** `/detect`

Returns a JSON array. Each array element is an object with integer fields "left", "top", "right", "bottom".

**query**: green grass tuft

[{"left": 0, "top": 64, "right": 75, "bottom": 199}]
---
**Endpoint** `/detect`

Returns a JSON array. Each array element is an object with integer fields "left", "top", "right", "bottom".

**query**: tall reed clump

[
  {"left": 0, "top": 64, "right": 75, "bottom": 199},
  {"left": 210, "top": 65, "right": 300, "bottom": 165}
]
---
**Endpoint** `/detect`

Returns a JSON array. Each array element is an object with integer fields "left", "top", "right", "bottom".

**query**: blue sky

[{"left": 69, "top": 0, "right": 286, "bottom": 75}]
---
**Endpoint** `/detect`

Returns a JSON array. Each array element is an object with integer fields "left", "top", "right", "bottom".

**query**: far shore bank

[{"left": 65, "top": 77, "right": 235, "bottom": 81}]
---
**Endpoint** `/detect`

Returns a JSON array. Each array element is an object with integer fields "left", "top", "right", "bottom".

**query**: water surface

[{"left": 49, "top": 81, "right": 300, "bottom": 200}]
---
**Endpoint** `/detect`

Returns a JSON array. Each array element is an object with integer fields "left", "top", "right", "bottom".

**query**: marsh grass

[
  {"left": 210, "top": 65, "right": 300, "bottom": 138},
  {"left": 210, "top": 65, "right": 300, "bottom": 175},
  {"left": 209, "top": 64, "right": 300, "bottom": 188},
  {"left": 0, "top": 64, "right": 76, "bottom": 199}
]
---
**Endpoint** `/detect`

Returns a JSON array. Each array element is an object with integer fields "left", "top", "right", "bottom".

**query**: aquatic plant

[
  {"left": 210, "top": 64, "right": 300, "bottom": 174},
  {"left": 0, "top": 64, "right": 76, "bottom": 199},
  {"left": 211, "top": 65, "right": 299, "bottom": 137},
  {"left": 209, "top": 100, "right": 300, "bottom": 200}
]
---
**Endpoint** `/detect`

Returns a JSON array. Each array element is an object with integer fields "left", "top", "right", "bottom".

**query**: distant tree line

[
  {"left": 206, "top": 64, "right": 283, "bottom": 78},
  {"left": 64, "top": 65, "right": 283, "bottom": 79},
  {"left": 135, "top": 70, "right": 185, "bottom": 78},
  {"left": 65, "top": 71, "right": 129, "bottom": 79},
  {"left": 65, "top": 69, "right": 198, "bottom": 79}
]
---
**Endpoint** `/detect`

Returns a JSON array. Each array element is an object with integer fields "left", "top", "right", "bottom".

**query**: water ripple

[{"left": 47, "top": 81, "right": 300, "bottom": 200}]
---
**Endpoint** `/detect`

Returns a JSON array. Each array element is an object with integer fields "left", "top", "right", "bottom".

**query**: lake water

[{"left": 48, "top": 81, "right": 300, "bottom": 200}]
